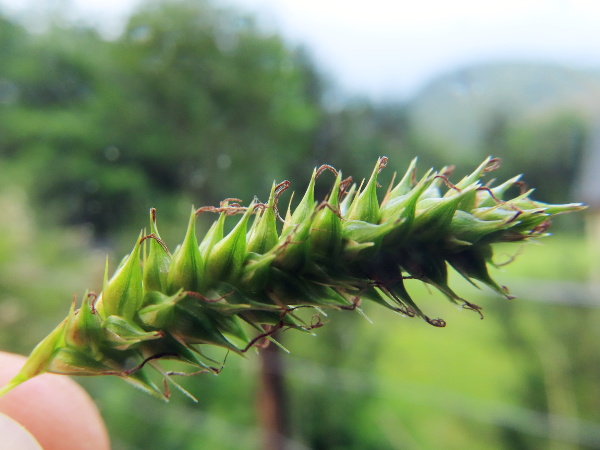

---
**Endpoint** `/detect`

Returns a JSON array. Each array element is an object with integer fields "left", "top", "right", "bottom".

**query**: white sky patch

[
  {"left": 1, "top": 0, "right": 600, "bottom": 99},
  {"left": 227, "top": 0, "right": 600, "bottom": 98}
]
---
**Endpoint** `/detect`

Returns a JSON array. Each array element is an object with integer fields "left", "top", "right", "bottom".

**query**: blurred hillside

[
  {"left": 408, "top": 62, "right": 597, "bottom": 204},
  {"left": 410, "top": 62, "right": 600, "bottom": 154}
]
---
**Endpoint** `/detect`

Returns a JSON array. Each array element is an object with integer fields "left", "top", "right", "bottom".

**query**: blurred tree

[
  {"left": 0, "top": 0, "right": 325, "bottom": 238},
  {"left": 105, "top": 0, "right": 322, "bottom": 222},
  {"left": 0, "top": 0, "right": 442, "bottom": 241}
]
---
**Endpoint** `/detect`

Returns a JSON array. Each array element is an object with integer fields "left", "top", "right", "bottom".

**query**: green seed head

[{"left": 0, "top": 157, "right": 585, "bottom": 400}]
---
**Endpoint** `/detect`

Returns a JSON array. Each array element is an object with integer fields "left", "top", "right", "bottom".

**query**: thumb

[
  {"left": 0, "top": 351, "right": 110, "bottom": 450},
  {"left": 0, "top": 412, "right": 43, "bottom": 449}
]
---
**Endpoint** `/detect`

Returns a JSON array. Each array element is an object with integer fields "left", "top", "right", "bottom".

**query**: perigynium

[{"left": 0, "top": 157, "right": 585, "bottom": 400}]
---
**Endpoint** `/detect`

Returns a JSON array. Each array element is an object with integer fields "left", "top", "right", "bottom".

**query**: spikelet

[{"left": 0, "top": 157, "right": 585, "bottom": 401}]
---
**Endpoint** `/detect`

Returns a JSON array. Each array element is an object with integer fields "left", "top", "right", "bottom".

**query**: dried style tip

[{"left": 0, "top": 157, "right": 585, "bottom": 400}]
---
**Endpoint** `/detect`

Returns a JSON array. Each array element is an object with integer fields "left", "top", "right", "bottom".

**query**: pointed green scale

[
  {"left": 64, "top": 293, "right": 102, "bottom": 356},
  {"left": 412, "top": 183, "right": 479, "bottom": 242},
  {"left": 384, "top": 280, "right": 430, "bottom": 321},
  {"left": 167, "top": 208, "right": 204, "bottom": 294},
  {"left": 490, "top": 174, "right": 522, "bottom": 197},
  {"left": 359, "top": 286, "right": 403, "bottom": 312},
  {"left": 456, "top": 184, "right": 481, "bottom": 212},
  {"left": 339, "top": 183, "right": 356, "bottom": 216},
  {"left": 120, "top": 368, "right": 167, "bottom": 401},
  {"left": 447, "top": 210, "right": 506, "bottom": 246},
  {"left": 273, "top": 215, "right": 312, "bottom": 273},
  {"left": 199, "top": 209, "right": 227, "bottom": 261},
  {"left": 143, "top": 209, "right": 170, "bottom": 293},
  {"left": 247, "top": 183, "right": 279, "bottom": 254},
  {"left": 444, "top": 157, "right": 496, "bottom": 213},
  {"left": 267, "top": 268, "right": 352, "bottom": 308},
  {"left": 309, "top": 172, "right": 343, "bottom": 258},
  {"left": 282, "top": 168, "right": 316, "bottom": 236},
  {"left": 240, "top": 251, "right": 277, "bottom": 292},
  {"left": 504, "top": 212, "right": 550, "bottom": 235},
  {"left": 0, "top": 319, "right": 68, "bottom": 397},
  {"left": 64, "top": 295, "right": 83, "bottom": 348},
  {"left": 274, "top": 196, "right": 315, "bottom": 272},
  {"left": 171, "top": 302, "right": 243, "bottom": 354},
  {"left": 379, "top": 170, "right": 435, "bottom": 247},
  {"left": 97, "top": 232, "right": 144, "bottom": 320},
  {"left": 47, "top": 347, "right": 122, "bottom": 375},
  {"left": 343, "top": 219, "right": 401, "bottom": 245},
  {"left": 138, "top": 290, "right": 185, "bottom": 329},
  {"left": 420, "top": 167, "right": 448, "bottom": 198},
  {"left": 511, "top": 199, "right": 586, "bottom": 216},
  {"left": 399, "top": 244, "right": 462, "bottom": 306},
  {"left": 540, "top": 202, "right": 586, "bottom": 215},
  {"left": 446, "top": 156, "right": 493, "bottom": 194},
  {"left": 240, "top": 309, "right": 306, "bottom": 329},
  {"left": 205, "top": 310, "right": 250, "bottom": 345},
  {"left": 103, "top": 315, "right": 164, "bottom": 349},
  {"left": 472, "top": 204, "right": 521, "bottom": 222},
  {"left": 379, "top": 169, "right": 434, "bottom": 222},
  {"left": 443, "top": 159, "right": 491, "bottom": 212},
  {"left": 384, "top": 157, "right": 418, "bottom": 200},
  {"left": 205, "top": 201, "right": 255, "bottom": 284},
  {"left": 341, "top": 240, "right": 375, "bottom": 260},
  {"left": 341, "top": 218, "right": 403, "bottom": 262},
  {"left": 446, "top": 245, "right": 511, "bottom": 298},
  {"left": 347, "top": 158, "right": 384, "bottom": 224},
  {"left": 147, "top": 333, "right": 216, "bottom": 372},
  {"left": 476, "top": 174, "right": 523, "bottom": 208},
  {"left": 175, "top": 290, "right": 252, "bottom": 343}
]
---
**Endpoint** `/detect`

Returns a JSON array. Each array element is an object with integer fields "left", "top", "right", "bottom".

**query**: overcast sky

[{"left": 2, "top": 0, "right": 600, "bottom": 100}]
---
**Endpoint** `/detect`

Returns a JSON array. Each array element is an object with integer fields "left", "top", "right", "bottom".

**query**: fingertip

[
  {"left": 0, "top": 352, "right": 110, "bottom": 450},
  {"left": 0, "top": 412, "right": 43, "bottom": 449}
]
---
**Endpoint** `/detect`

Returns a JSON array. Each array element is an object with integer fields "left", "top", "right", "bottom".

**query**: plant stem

[{"left": 257, "top": 331, "right": 289, "bottom": 450}]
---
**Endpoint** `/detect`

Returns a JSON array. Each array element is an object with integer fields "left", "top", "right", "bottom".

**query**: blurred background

[{"left": 0, "top": 0, "right": 599, "bottom": 448}]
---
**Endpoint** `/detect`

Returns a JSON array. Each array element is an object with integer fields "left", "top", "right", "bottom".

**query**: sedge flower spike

[{"left": 0, "top": 157, "right": 585, "bottom": 400}]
